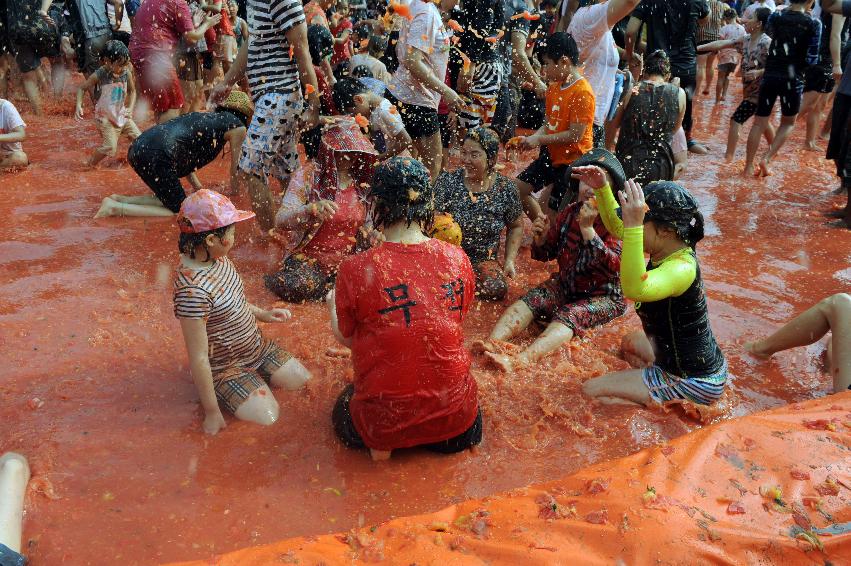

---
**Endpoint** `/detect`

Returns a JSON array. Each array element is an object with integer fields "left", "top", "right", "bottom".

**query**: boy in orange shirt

[{"left": 516, "top": 32, "right": 595, "bottom": 221}]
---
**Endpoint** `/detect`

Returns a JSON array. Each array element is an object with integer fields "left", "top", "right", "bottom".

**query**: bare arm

[
  {"left": 404, "top": 47, "right": 459, "bottom": 106},
  {"left": 697, "top": 37, "right": 737, "bottom": 52},
  {"left": 534, "top": 122, "right": 588, "bottom": 146},
  {"left": 503, "top": 216, "right": 524, "bottom": 267},
  {"left": 126, "top": 69, "right": 137, "bottom": 113},
  {"left": 623, "top": 15, "right": 643, "bottom": 68},
  {"left": 288, "top": 23, "right": 321, "bottom": 125},
  {"left": 830, "top": 14, "right": 846, "bottom": 77},
  {"left": 607, "top": 0, "right": 641, "bottom": 28},
  {"left": 225, "top": 127, "right": 246, "bottom": 191},
  {"left": 74, "top": 72, "right": 101, "bottom": 118},
  {"left": 674, "top": 87, "right": 686, "bottom": 133},
  {"left": 605, "top": 85, "right": 633, "bottom": 150},
  {"left": 557, "top": 0, "right": 580, "bottom": 31},
  {"left": 326, "top": 290, "right": 353, "bottom": 348},
  {"left": 512, "top": 31, "right": 546, "bottom": 95},
  {"left": 383, "top": 129, "right": 412, "bottom": 159},
  {"left": 820, "top": 0, "right": 845, "bottom": 14},
  {"left": 111, "top": 0, "right": 124, "bottom": 29},
  {"left": 179, "top": 318, "right": 226, "bottom": 433},
  {"left": 221, "top": 33, "right": 249, "bottom": 86},
  {"left": 0, "top": 126, "right": 25, "bottom": 143},
  {"left": 184, "top": 13, "right": 222, "bottom": 44}
]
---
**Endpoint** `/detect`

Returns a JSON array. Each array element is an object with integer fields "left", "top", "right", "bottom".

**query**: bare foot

[
  {"left": 688, "top": 141, "right": 709, "bottom": 155},
  {"left": 370, "top": 449, "right": 391, "bottom": 461},
  {"left": 831, "top": 186, "right": 848, "bottom": 196},
  {"left": 743, "top": 164, "right": 755, "bottom": 177},
  {"left": 724, "top": 153, "right": 735, "bottom": 163},
  {"left": 470, "top": 339, "right": 495, "bottom": 355},
  {"left": 757, "top": 160, "right": 772, "bottom": 177},
  {"left": 94, "top": 197, "right": 118, "bottom": 218},
  {"left": 484, "top": 351, "right": 516, "bottom": 372},
  {"left": 803, "top": 142, "right": 821, "bottom": 152},
  {"left": 743, "top": 341, "right": 772, "bottom": 360},
  {"left": 0, "top": 452, "right": 30, "bottom": 481}
]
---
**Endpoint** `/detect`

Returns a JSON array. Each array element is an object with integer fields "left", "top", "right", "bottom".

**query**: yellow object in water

[{"left": 430, "top": 214, "right": 462, "bottom": 246}]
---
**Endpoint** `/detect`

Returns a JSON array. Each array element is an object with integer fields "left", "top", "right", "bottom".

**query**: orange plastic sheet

[{"left": 172, "top": 393, "right": 851, "bottom": 565}]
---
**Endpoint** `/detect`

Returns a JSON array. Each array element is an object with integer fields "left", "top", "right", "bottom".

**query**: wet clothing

[
  {"left": 434, "top": 170, "right": 522, "bottom": 264},
  {"left": 542, "top": 78, "right": 595, "bottom": 166},
  {"left": 696, "top": 0, "right": 726, "bottom": 44},
  {"left": 333, "top": 384, "right": 483, "bottom": 453},
  {"left": 643, "top": 360, "right": 727, "bottom": 405},
  {"left": 0, "top": 543, "right": 25, "bottom": 566},
  {"left": 763, "top": 9, "right": 821, "bottom": 82},
  {"left": 631, "top": 0, "right": 709, "bottom": 78},
  {"left": 334, "top": 238, "right": 479, "bottom": 451},
  {"left": 128, "top": 110, "right": 244, "bottom": 211},
  {"left": 616, "top": 81, "right": 681, "bottom": 186},
  {"left": 595, "top": 184, "right": 727, "bottom": 392},
  {"left": 246, "top": 0, "right": 305, "bottom": 98},
  {"left": 6, "top": 0, "right": 63, "bottom": 73},
  {"left": 526, "top": 201, "right": 625, "bottom": 333},
  {"left": 211, "top": 339, "right": 292, "bottom": 413},
  {"left": 804, "top": 8, "right": 851, "bottom": 94}
]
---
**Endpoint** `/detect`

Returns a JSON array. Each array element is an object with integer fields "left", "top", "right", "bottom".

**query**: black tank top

[
  {"left": 131, "top": 111, "right": 244, "bottom": 177},
  {"left": 636, "top": 256, "right": 726, "bottom": 377}
]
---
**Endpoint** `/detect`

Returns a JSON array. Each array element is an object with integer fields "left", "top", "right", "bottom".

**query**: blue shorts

[
  {"left": 642, "top": 360, "right": 728, "bottom": 405},
  {"left": 0, "top": 543, "right": 25, "bottom": 566}
]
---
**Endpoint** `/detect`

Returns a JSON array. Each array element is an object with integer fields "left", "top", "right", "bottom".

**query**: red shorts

[{"left": 133, "top": 51, "right": 184, "bottom": 113}]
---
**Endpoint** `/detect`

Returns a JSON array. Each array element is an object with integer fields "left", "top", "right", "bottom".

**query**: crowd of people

[{"left": 1, "top": 2, "right": 850, "bottom": 541}]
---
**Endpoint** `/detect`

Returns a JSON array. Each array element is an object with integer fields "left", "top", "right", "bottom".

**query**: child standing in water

[
  {"left": 75, "top": 40, "right": 141, "bottom": 168},
  {"left": 327, "top": 157, "right": 481, "bottom": 461},
  {"left": 578, "top": 168, "right": 727, "bottom": 406},
  {"left": 174, "top": 190, "right": 312, "bottom": 435}
]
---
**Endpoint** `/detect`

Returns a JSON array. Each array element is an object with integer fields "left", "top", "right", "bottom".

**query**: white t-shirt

[
  {"left": 370, "top": 98, "right": 406, "bottom": 138},
  {"left": 567, "top": 3, "right": 619, "bottom": 126},
  {"left": 108, "top": 2, "right": 132, "bottom": 33},
  {"left": 744, "top": 0, "right": 776, "bottom": 19},
  {"left": 389, "top": 0, "right": 452, "bottom": 110},
  {"left": 0, "top": 99, "right": 25, "bottom": 154},
  {"left": 718, "top": 23, "right": 746, "bottom": 65}
]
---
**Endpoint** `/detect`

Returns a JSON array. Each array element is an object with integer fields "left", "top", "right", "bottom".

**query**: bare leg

[
  {"left": 582, "top": 368, "right": 652, "bottom": 406},
  {"left": 621, "top": 330, "right": 655, "bottom": 368},
  {"left": 87, "top": 148, "right": 110, "bottom": 168},
  {"left": 743, "top": 115, "right": 769, "bottom": 176},
  {"left": 412, "top": 131, "right": 443, "bottom": 181},
  {"left": 764, "top": 121, "right": 776, "bottom": 145},
  {"left": 94, "top": 197, "right": 175, "bottom": 218},
  {"left": 269, "top": 358, "right": 312, "bottom": 390},
  {"left": 703, "top": 53, "right": 716, "bottom": 95},
  {"left": 489, "top": 301, "right": 535, "bottom": 343},
  {"left": 108, "top": 194, "right": 165, "bottom": 206},
  {"left": 516, "top": 179, "right": 545, "bottom": 221},
  {"left": 21, "top": 70, "right": 43, "bottom": 115},
  {"left": 820, "top": 106, "right": 833, "bottom": 139},
  {"left": 760, "top": 115, "right": 797, "bottom": 175},
  {"left": 803, "top": 92, "right": 826, "bottom": 150},
  {"left": 244, "top": 172, "right": 276, "bottom": 231},
  {"left": 0, "top": 452, "right": 30, "bottom": 554},
  {"left": 233, "top": 384, "right": 280, "bottom": 425},
  {"left": 725, "top": 119, "right": 741, "bottom": 162},
  {"left": 695, "top": 53, "right": 708, "bottom": 97},
  {"left": 0, "top": 151, "right": 29, "bottom": 169},
  {"left": 487, "top": 320, "right": 575, "bottom": 372},
  {"left": 745, "top": 293, "right": 851, "bottom": 392}
]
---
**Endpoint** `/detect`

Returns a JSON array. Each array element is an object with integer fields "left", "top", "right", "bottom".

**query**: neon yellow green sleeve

[
  {"left": 621, "top": 226, "right": 697, "bottom": 302},
  {"left": 594, "top": 183, "right": 624, "bottom": 239}
]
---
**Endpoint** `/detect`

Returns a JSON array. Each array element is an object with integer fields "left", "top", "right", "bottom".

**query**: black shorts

[
  {"left": 731, "top": 99, "right": 758, "bottom": 125},
  {"left": 439, "top": 111, "right": 452, "bottom": 148},
  {"left": 517, "top": 147, "right": 571, "bottom": 210},
  {"left": 175, "top": 51, "right": 203, "bottom": 82},
  {"left": 804, "top": 64, "right": 835, "bottom": 94},
  {"left": 717, "top": 62, "right": 737, "bottom": 74},
  {"left": 386, "top": 89, "right": 439, "bottom": 139},
  {"left": 757, "top": 75, "right": 804, "bottom": 117},
  {"left": 128, "top": 143, "right": 185, "bottom": 212},
  {"left": 332, "top": 383, "right": 483, "bottom": 453}
]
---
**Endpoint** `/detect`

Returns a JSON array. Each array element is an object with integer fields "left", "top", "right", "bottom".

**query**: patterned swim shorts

[
  {"left": 213, "top": 340, "right": 292, "bottom": 414},
  {"left": 642, "top": 360, "right": 728, "bottom": 406},
  {"left": 239, "top": 90, "right": 304, "bottom": 183},
  {"left": 521, "top": 281, "right": 626, "bottom": 337}
]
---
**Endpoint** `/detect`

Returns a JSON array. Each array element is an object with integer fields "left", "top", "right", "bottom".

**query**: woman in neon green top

[{"left": 575, "top": 166, "right": 727, "bottom": 406}]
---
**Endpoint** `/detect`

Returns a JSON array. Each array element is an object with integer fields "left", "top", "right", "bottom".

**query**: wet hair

[
  {"left": 541, "top": 0, "right": 559, "bottom": 7},
  {"left": 178, "top": 224, "right": 232, "bottom": 261},
  {"left": 102, "top": 40, "right": 130, "bottom": 64},
  {"left": 308, "top": 24, "right": 334, "bottom": 65},
  {"left": 643, "top": 182, "right": 705, "bottom": 250},
  {"left": 544, "top": 32, "right": 580, "bottom": 66},
  {"left": 753, "top": 7, "right": 771, "bottom": 27},
  {"left": 644, "top": 50, "right": 671, "bottom": 79},
  {"left": 351, "top": 64, "right": 373, "bottom": 79},
  {"left": 464, "top": 127, "right": 500, "bottom": 169},
  {"left": 370, "top": 157, "right": 435, "bottom": 230},
  {"left": 723, "top": 8, "right": 736, "bottom": 20},
  {"left": 332, "top": 77, "right": 368, "bottom": 112}
]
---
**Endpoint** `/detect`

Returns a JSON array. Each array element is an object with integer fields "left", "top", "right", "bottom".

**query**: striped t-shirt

[
  {"left": 246, "top": 0, "right": 306, "bottom": 98},
  {"left": 173, "top": 257, "right": 264, "bottom": 372}
]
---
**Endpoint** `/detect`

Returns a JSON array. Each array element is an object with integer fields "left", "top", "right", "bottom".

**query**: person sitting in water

[
  {"left": 0, "top": 452, "right": 29, "bottom": 566},
  {"left": 327, "top": 157, "right": 481, "bottom": 461},
  {"left": 433, "top": 127, "right": 523, "bottom": 302},
  {"left": 265, "top": 121, "right": 378, "bottom": 303},
  {"left": 477, "top": 150, "right": 627, "bottom": 372},
  {"left": 580, "top": 171, "right": 728, "bottom": 406},
  {"left": 174, "top": 190, "right": 312, "bottom": 435},
  {"left": 745, "top": 293, "right": 850, "bottom": 393},
  {"left": 94, "top": 90, "right": 251, "bottom": 218},
  {"left": 0, "top": 98, "right": 27, "bottom": 170},
  {"left": 75, "top": 40, "right": 142, "bottom": 169}
]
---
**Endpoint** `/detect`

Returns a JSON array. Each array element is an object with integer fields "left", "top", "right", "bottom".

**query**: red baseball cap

[{"left": 176, "top": 190, "right": 256, "bottom": 234}]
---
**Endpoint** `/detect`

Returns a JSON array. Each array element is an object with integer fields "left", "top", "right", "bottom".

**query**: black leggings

[
  {"left": 127, "top": 146, "right": 186, "bottom": 213},
  {"left": 332, "top": 384, "right": 483, "bottom": 454}
]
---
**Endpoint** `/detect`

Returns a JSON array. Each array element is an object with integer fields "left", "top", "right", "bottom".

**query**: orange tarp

[{"left": 172, "top": 393, "right": 851, "bottom": 565}]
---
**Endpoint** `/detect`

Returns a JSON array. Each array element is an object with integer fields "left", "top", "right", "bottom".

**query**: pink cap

[{"left": 176, "top": 189, "right": 256, "bottom": 234}]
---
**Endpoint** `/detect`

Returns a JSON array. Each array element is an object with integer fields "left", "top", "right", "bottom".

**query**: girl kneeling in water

[
  {"left": 578, "top": 167, "right": 727, "bottom": 406},
  {"left": 174, "top": 190, "right": 312, "bottom": 434}
]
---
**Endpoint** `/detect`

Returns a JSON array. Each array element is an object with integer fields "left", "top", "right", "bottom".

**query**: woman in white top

[{"left": 387, "top": 0, "right": 463, "bottom": 180}]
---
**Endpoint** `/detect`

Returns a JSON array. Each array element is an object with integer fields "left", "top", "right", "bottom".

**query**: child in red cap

[{"left": 173, "top": 190, "right": 312, "bottom": 435}]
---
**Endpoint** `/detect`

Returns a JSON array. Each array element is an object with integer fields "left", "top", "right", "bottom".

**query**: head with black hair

[
  {"left": 351, "top": 64, "right": 373, "bottom": 79},
  {"left": 370, "top": 157, "right": 435, "bottom": 230},
  {"left": 722, "top": 8, "right": 736, "bottom": 22},
  {"left": 100, "top": 40, "right": 131, "bottom": 77},
  {"left": 542, "top": 32, "right": 580, "bottom": 83},
  {"left": 642, "top": 181, "right": 704, "bottom": 251},
  {"left": 307, "top": 24, "right": 334, "bottom": 66},
  {"left": 461, "top": 127, "right": 500, "bottom": 179},
  {"left": 746, "top": 7, "right": 771, "bottom": 33},
  {"left": 643, "top": 49, "right": 671, "bottom": 80},
  {"left": 178, "top": 225, "right": 234, "bottom": 262},
  {"left": 332, "top": 77, "right": 372, "bottom": 116}
]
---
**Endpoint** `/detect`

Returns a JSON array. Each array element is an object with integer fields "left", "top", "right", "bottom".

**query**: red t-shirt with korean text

[{"left": 335, "top": 238, "right": 478, "bottom": 451}]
